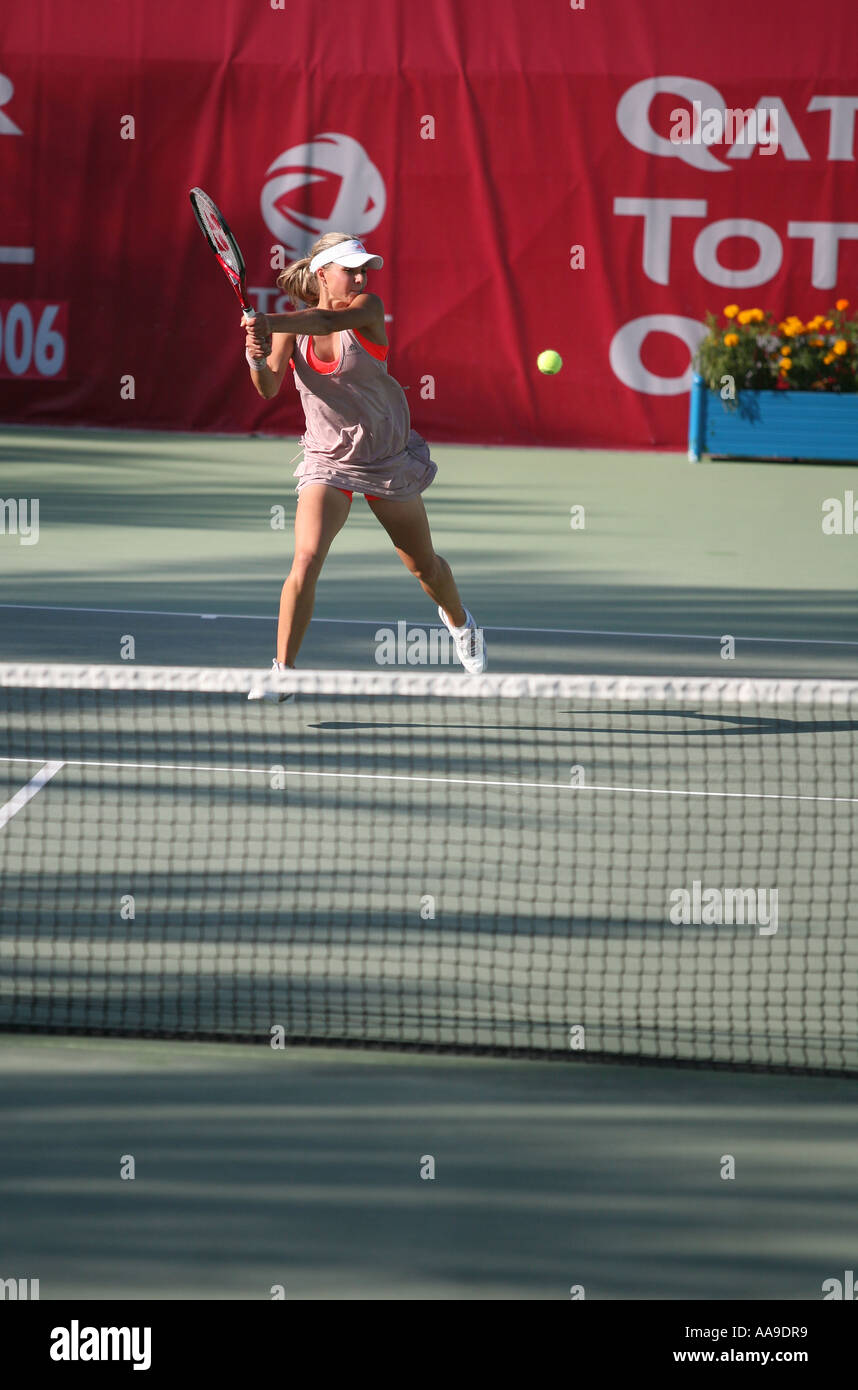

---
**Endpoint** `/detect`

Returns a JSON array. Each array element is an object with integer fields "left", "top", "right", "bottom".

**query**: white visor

[{"left": 309, "top": 239, "right": 383, "bottom": 275}]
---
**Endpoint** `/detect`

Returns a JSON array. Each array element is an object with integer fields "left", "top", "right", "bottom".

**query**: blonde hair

[{"left": 276, "top": 231, "right": 362, "bottom": 308}]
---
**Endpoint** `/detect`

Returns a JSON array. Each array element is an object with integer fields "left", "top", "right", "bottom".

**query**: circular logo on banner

[{"left": 260, "top": 132, "right": 386, "bottom": 258}]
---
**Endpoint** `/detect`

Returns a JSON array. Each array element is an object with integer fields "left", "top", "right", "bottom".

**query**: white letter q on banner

[
  {"left": 609, "top": 315, "right": 707, "bottom": 396},
  {"left": 617, "top": 76, "right": 731, "bottom": 171}
]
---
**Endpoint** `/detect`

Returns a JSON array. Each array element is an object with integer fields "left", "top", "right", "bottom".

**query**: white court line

[
  {"left": 0, "top": 601, "right": 855, "bottom": 648},
  {"left": 0, "top": 761, "right": 65, "bottom": 829},
  {"left": 0, "top": 755, "right": 853, "bottom": 804}
]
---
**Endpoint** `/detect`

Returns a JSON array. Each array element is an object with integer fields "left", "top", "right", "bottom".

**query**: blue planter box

[{"left": 688, "top": 372, "right": 858, "bottom": 463}]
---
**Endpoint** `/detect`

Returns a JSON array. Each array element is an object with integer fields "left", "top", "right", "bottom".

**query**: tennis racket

[{"left": 189, "top": 186, "right": 256, "bottom": 322}]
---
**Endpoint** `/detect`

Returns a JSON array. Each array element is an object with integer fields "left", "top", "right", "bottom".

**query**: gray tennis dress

[{"left": 290, "top": 329, "right": 437, "bottom": 498}]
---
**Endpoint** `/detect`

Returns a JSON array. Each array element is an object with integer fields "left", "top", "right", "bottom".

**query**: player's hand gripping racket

[{"left": 189, "top": 187, "right": 257, "bottom": 324}]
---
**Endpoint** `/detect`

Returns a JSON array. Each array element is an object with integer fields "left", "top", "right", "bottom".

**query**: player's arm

[
  {"left": 244, "top": 326, "right": 297, "bottom": 400},
  {"left": 262, "top": 292, "right": 384, "bottom": 337},
  {"left": 245, "top": 292, "right": 384, "bottom": 397}
]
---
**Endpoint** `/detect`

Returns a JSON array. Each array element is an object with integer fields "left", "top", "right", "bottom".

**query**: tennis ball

[{"left": 537, "top": 349, "right": 563, "bottom": 375}]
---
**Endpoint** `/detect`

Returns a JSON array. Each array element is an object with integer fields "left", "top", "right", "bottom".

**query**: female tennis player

[{"left": 243, "top": 231, "right": 485, "bottom": 696}]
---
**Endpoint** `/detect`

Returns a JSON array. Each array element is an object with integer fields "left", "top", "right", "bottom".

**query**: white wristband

[{"left": 246, "top": 351, "right": 270, "bottom": 372}]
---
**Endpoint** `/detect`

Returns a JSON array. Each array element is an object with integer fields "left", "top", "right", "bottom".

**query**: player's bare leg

[
  {"left": 277, "top": 484, "right": 352, "bottom": 665},
  {"left": 367, "top": 494, "right": 466, "bottom": 624},
  {"left": 367, "top": 493, "right": 487, "bottom": 672}
]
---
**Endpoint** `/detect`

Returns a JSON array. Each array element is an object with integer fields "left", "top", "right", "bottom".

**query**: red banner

[{"left": 1, "top": 1, "right": 856, "bottom": 447}]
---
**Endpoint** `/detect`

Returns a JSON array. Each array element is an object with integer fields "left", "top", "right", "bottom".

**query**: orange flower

[
  {"left": 835, "top": 299, "right": 849, "bottom": 311},
  {"left": 737, "top": 309, "right": 754, "bottom": 325},
  {"left": 824, "top": 319, "right": 834, "bottom": 330},
  {"left": 833, "top": 339, "right": 849, "bottom": 355},
  {"left": 823, "top": 353, "right": 835, "bottom": 364},
  {"left": 778, "top": 357, "right": 793, "bottom": 370},
  {"left": 723, "top": 332, "right": 739, "bottom": 347},
  {"left": 723, "top": 304, "right": 740, "bottom": 318}
]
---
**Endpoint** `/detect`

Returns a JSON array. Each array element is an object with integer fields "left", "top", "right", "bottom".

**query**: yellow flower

[
  {"left": 823, "top": 353, "right": 835, "bottom": 364},
  {"left": 824, "top": 319, "right": 834, "bottom": 330},
  {"left": 724, "top": 304, "right": 740, "bottom": 318},
  {"left": 836, "top": 298, "right": 849, "bottom": 311},
  {"left": 807, "top": 315, "right": 825, "bottom": 329},
  {"left": 780, "top": 343, "right": 791, "bottom": 354},
  {"left": 778, "top": 357, "right": 793, "bottom": 370},
  {"left": 833, "top": 339, "right": 849, "bottom": 355},
  {"left": 723, "top": 332, "right": 739, "bottom": 347},
  {"left": 749, "top": 309, "right": 765, "bottom": 322},
  {"left": 737, "top": 309, "right": 754, "bottom": 325}
]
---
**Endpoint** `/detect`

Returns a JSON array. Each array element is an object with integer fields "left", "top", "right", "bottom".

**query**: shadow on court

[
  {"left": 1, "top": 585, "right": 857, "bottom": 679},
  {"left": 0, "top": 423, "right": 857, "bottom": 677},
  {"left": 2, "top": 431, "right": 858, "bottom": 1301},
  {"left": 1, "top": 1038, "right": 857, "bottom": 1301}
]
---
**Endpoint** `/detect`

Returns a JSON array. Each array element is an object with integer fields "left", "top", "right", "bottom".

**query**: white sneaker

[
  {"left": 247, "top": 660, "right": 295, "bottom": 702},
  {"left": 437, "top": 607, "right": 487, "bottom": 674}
]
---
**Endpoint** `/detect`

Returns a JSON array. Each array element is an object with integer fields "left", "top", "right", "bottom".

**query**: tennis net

[{"left": 1, "top": 662, "right": 857, "bottom": 1074}]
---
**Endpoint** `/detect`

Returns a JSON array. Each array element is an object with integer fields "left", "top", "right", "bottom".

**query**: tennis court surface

[
  {"left": 2, "top": 664, "right": 856, "bottom": 1073},
  {"left": 2, "top": 428, "right": 858, "bottom": 1303}
]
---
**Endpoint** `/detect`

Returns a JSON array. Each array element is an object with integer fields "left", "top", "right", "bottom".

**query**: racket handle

[{"left": 242, "top": 306, "right": 256, "bottom": 322}]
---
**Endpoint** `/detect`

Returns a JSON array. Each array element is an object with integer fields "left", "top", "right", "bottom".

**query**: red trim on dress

[
  {"left": 289, "top": 327, "right": 389, "bottom": 372},
  {"left": 307, "top": 338, "right": 338, "bottom": 373},
  {"left": 354, "top": 329, "right": 389, "bottom": 360}
]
